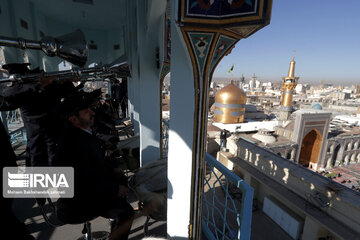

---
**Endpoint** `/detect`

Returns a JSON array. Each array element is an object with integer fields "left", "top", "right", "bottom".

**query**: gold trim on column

[
  {"left": 180, "top": 28, "right": 215, "bottom": 239},
  {"left": 176, "top": 1, "right": 273, "bottom": 238}
]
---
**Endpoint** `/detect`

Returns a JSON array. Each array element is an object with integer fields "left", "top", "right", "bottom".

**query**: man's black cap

[
  {"left": 2, "top": 63, "right": 41, "bottom": 75},
  {"left": 59, "top": 88, "right": 102, "bottom": 118}
]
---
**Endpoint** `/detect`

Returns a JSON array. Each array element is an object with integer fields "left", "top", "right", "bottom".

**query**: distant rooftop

[
  {"left": 234, "top": 131, "right": 293, "bottom": 148},
  {"left": 294, "top": 108, "right": 331, "bottom": 115},
  {"left": 318, "top": 163, "right": 360, "bottom": 193}
]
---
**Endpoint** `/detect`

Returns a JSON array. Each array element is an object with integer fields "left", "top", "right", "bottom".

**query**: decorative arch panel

[{"left": 176, "top": 1, "right": 272, "bottom": 238}]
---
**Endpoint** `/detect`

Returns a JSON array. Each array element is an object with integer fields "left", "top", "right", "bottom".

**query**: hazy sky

[{"left": 213, "top": 0, "right": 360, "bottom": 86}]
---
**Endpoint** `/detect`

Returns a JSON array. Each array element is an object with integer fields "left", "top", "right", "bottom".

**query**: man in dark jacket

[
  {"left": 3, "top": 63, "right": 75, "bottom": 166},
  {"left": 2, "top": 63, "right": 76, "bottom": 166},
  {"left": 220, "top": 129, "right": 230, "bottom": 151},
  {"left": 54, "top": 90, "right": 134, "bottom": 240},
  {"left": 2, "top": 63, "right": 82, "bottom": 208},
  {"left": 0, "top": 94, "right": 35, "bottom": 240},
  {"left": 0, "top": 65, "right": 80, "bottom": 238}
]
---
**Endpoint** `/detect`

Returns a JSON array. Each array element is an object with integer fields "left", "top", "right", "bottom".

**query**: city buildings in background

[{"left": 161, "top": 54, "right": 360, "bottom": 240}]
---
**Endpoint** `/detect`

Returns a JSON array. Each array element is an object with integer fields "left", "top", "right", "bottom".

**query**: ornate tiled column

[{"left": 167, "top": 0, "right": 272, "bottom": 238}]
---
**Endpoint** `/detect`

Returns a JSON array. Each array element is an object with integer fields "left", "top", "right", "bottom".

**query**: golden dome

[{"left": 214, "top": 83, "right": 246, "bottom": 124}]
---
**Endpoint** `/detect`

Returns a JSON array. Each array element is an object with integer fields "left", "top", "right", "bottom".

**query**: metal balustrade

[
  {"left": 9, "top": 126, "right": 26, "bottom": 145},
  {"left": 6, "top": 109, "right": 22, "bottom": 124},
  {"left": 161, "top": 118, "right": 252, "bottom": 239},
  {"left": 3, "top": 109, "right": 26, "bottom": 145},
  {"left": 202, "top": 153, "right": 253, "bottom": 240},
  {"left": 162, "top": 119, "right": 169, "bottom": 158}
]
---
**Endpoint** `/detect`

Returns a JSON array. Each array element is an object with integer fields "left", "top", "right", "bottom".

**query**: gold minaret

[{"left": 279, "top": 52, "right": 299, "bottom": 120}]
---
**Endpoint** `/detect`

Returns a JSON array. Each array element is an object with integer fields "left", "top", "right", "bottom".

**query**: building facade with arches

[
  {"left": 291, "top": 109, "right": 331, "bottom": 170},
  {"left": 274, "top": 109, "right": 360, "bottom": 171},
  {"left": 324, "top": 133, "right": 360, "bottom": 168}
]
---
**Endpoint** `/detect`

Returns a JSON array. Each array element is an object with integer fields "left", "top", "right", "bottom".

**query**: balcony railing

[
  {"left": 202, "top": 153, "right": 253, "bottom": 240},
  {"left": 6, "top": 109, "right": 22, "bottom": 125},
  {"left": 162, "top": 119, "right": 253, "bottom": 239},
  {"left": 9, "top": 126, "right": 26, "bottom": 145},
  {"left": 4, "top": 110, "right": 26, "bottom": 145},
  {"left": 162, "top": 119, "right": 169, "bottom": 158}
]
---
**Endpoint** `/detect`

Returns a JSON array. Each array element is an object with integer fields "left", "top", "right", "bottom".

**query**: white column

[
  {"left": 126, "top": 0, "right": 165, "bottom": 165},
  {"left": 167, "top": 1, "right": 195, "bottom": 237},
  {"left": 127, "top": 74, "right": 140, "bottom": 135},
  {"left": 137, "top": 0, "right": 165, "bottom": 165},
  {"left": 125, "top": 0, "right": 141, "bottom": 136}
]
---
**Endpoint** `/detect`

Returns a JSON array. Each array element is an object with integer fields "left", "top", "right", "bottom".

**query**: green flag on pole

[{"left": 228, "top": 64, "right": 234, "bottom": 74}]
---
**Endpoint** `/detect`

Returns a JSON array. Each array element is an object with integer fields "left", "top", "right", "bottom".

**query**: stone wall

[{"left": 235, "top": 138, "right": 360, "bottom": 238}]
